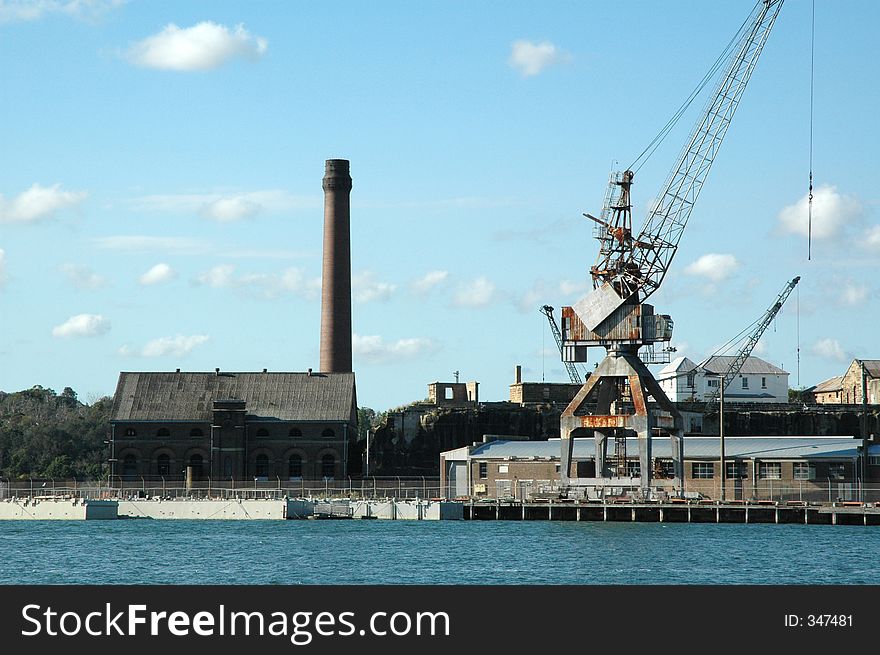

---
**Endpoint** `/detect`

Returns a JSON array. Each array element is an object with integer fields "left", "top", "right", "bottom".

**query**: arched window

[
  {"left": 157, "top": 454, "right": 171, "bottom": 476},
  {"left": 322, "top": 428, "right": 335, "bottom": 438},
  {"left": 288, "top": 454, "right": 303, "bottom": 479},
  {"left": 122, "top": 454, "right": 137, "bottom": 477},
  {"left": 256, "top": 428, "right": 269, "bottom": 438},
  {"left": 289, "top": 428, "right": 302, "bottom": 438},
  {"left": 124, "top": 428, "right": 136, "bottom": 437},
  {"left": 189, "top": 454, "right": 204, "bottom": 479},
  {"left": 255, "top": 454, "right": 269, "bottom": 477},
  {"left": 321, "top": 454, "right": 335, "bottom": 479},
  {"left": 190, "top": 428, "right": 203, "bottom": 437},
  {"left": 157, "top": 428, "right": 170, "bottom": 437}
]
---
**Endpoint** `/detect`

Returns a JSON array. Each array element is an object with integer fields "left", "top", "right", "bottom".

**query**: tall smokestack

[{"left": 320, "top": 159, "right": 352, "bottom": 373}]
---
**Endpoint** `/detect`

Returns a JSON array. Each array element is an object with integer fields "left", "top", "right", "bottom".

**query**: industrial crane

[
  {"left": 540, "top": 305, "right": 586, "bottom": 384},
  {"left": 705, "top": 276, "right": 800, "bottom": 403},
  {"left": 559, "top": 0, "right": 784, "bottom": 496}
]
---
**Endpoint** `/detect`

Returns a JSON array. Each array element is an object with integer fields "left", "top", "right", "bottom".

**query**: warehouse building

[{"left": 441, "top": 435, "right": 872, "bottom": 501}]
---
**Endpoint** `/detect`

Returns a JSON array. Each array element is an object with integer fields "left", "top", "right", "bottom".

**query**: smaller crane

[
  {"left": 540, "top": 305, "right": 586, "bottom": 384},
  {"left": 705, "top": 276, "right": 801, "bottom": 402}
]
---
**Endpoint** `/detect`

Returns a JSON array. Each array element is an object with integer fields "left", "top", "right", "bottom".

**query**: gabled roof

[
  {"left": 853, "top": 360, "right": 880, "bottom": 378},
  {"left": 658, "top": 356, "right": 699, "bottom": 376},
  {"left": 110, "top": 371, "right": 356, "bottom": 423},
  {"left": 812, "top": 376, "right": 844, "bottom": 393},
  {"left": 702, "top": 355, "right": 787, "bottom": 376}
]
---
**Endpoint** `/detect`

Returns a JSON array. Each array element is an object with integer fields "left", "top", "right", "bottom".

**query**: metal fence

[{"left": 0, "top": 476, "right": 443, "bottom": 501}]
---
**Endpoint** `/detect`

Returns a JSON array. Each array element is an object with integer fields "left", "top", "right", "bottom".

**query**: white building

[{"left": 658, "top": 355, "right": 789, "bottom": 403}]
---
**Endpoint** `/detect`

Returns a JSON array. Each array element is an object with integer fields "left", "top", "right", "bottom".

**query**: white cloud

[
  {"left": 352, "top": 333, "right": 438, "bottom": 364},
  {"left": 864, "top": 225, "right": 880, "bottom": 249},
  {"left": 518, "top": 278, "right": 590, "bottom": 313},
  {"left": 0, "top": 0, "right": 124, "bottom": 24},
  {"left": 193, "top": 263, "right": 321, "bottom": 299},
  {"left": 0, "top": 249, "right": 6, "bottom": 288},
  {"left": 454, "top": 276, "right": 496, "bottom": 307},
  {"left": 412, "top": 270, "right": 448, "bottom": 294},
  {"left": 93, "top": 236, "right": 210, "bottom": 254},
  {"left": 509, "top": 39, "right": 569, "bottom": 77},
  {"left": 0, "top": 183, "right": 86, "bottom": 223},
  {"left": 840, "top": 283, "right": 868, "bottom": 306},
  {"left": 61, "top": 264, "right": 107, "bottom": 289},
  {"left": 127, "top": 22, "right": 267, "bottom": 71},
  {"left": 199, "top": 196, "right": 261, "bottom": 222},
  {"left": 139, "top": 262, "right": 176, "bottom": 285},
  {"left": 52, "top": 313, "right": 110, "bottom": 338},
  {"left": 683, "top": 253, "right": 740, "bottom": 282},
  {"left": 119, "top": 334, "right": 209, "bottom": 358},
  {"left": 353, "top": 271, "right": 395, "bottom": 303},
  {"left": 811, "top": 338, "right": 847, "bottom": 362},
  {"left": 195, "top": 264, "right": 236, "bottom": 288},
  {"left": 131, "top": 190, "right": 319, "bottom": 215},
  {"left": 778, "top": 184, "right": 862, "bottom": 239}
]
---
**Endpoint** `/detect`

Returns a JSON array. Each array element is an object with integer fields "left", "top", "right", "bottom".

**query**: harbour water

[{"left": 1, "top": 521, "right": 875, "bottom": 585}]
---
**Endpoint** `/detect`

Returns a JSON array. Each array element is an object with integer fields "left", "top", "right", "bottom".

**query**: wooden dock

[{"left": 463, "top": 500, "right": 880, "bottom": 525}]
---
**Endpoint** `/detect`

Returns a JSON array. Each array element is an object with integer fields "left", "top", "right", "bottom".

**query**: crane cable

[
  {"left": 807, "top": 0, "right": 815, "bottom": 260},
  {"left": 626, "top": 2, "right": 758, "bottom": 174}
]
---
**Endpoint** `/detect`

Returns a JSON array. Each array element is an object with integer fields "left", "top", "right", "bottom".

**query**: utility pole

[
  {"left": 719, "top": 379, "right": 726, "bottom": 503},
  {"left": 862, "top": 361, "right": 868, "bottom": 502}
]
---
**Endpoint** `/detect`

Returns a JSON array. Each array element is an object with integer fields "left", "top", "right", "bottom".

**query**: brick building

[{"left": 109, "top": 370, "right": 357, "bottom": 482}]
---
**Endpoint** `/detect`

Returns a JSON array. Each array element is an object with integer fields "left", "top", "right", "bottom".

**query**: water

[{"left": 1, "top": 521, "right": 874, "bottom": 585}]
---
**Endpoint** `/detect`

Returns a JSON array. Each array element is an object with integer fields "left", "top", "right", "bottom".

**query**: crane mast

[
  {"left": 705, "top": 276, "right": 800, "bottom": 403},
  {"left": 540, "top": 305, "right": 585, "bottom": 384},
  {"left": 558, "top": 0, "right": 783, "bottom": 498}
]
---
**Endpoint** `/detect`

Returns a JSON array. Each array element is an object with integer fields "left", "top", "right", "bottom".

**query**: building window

[
  {"left": 726, "top": 462, "right": 748, "bottom": 479},
  {"left": 761, "top": 377, "right": 767, "bottom": 389},
  {"left": 478, "top": 462, "right": 488, "bottom": 479},
  {"left": 190, "top": 428, "right": 203, "bottom": 437},
  {"left": 124, "top": 428, "right": 136, "bottom": 437},
  {"left": 322, "top": 428, "right": 335, "bottom": 438},
  {"left": 256, "top": 428, "right": 269, "bottom": 437},
  {"left": 626, "top": 461, "right": 641, "bottom": 477},
  {"left": 686, "top": 372, "right": 695, "bottom": 388},
  {"left": 793, "top": 462, "right": 816, "bottom": 480},
  {"left": 692, "top": 462, "right": 714, "bottom": 479},
  {"left": 157, "top": 428, "right": 170, "bottom": 437},
  {"left": 759, "top": 462, "right": 781, "bottom": 480},
  {"left": 829, "top": 464, "right": 845, "bottom": 480},
  {"left": 498, "top": 464, "right": 509, "bottom": 474},
  {"left": 157, "top": 454, "right": 171, "bottom": 476},
  {"left": 869, "top": 456, "right": 880, "bottom": 467},
  {"left": 122, "top": 454, "right": 137, "bottom": 477},
  {"left": 189, "top": 454, "right": 204, "bottom": 479},
  {"left": 707, "top": 378, "right": 719, "bottom": 388},
  {"left": 321, "top": 454, "right": 335, "bottom": 479},
  {"left": 255, "top": 454, "right": 269, "bottom": 478},
  {"left": 653, "top": 459, "right": 675, "bottom": 479},
  {"left": 741, "top": 377, "right": 749, "bottom": 389},
  {"left": 288, "top": 455, "right": 303, "bottom": 479},
  {"left": 289, "top": 428, "right": 303, "bottom": 438}
]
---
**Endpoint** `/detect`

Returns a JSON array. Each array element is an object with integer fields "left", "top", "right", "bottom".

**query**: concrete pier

[
  {"left": 0, "top": 498, "right": 117, "bottom": 520},
  {"left": 462, "top": 500, "right": 880, "bottom": 525}
]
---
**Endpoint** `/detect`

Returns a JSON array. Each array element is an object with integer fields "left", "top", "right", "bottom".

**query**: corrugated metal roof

[
  {"left": 468, "top": 436, "right": 860, "bottom": 460},
  {"left": 703, "top": 356, "right": 787, "bottom": 375},
  {"left": 855, "top": 360, "right": 880, "bottom": 377},
  {"left": 110, "top": 371, "right": 356, "bottom": 423},
  {"left": 812, "top": 376, "right": 844, "bottom": 393}
]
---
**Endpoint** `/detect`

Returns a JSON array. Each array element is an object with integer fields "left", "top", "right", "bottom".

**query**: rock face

[
  {"left": 366, "top": 402, "right": 565, "bottom": 476},
  {"left": 690, "top": 402, "right": 880, "bottom": 438}
]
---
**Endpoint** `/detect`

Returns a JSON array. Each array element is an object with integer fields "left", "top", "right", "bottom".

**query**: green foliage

[
  {"left": 356, "top": 406, "right": 378, "bottom": 440},
  {"left": 0, "top": 386, "right": 111, "bottom": 480}
]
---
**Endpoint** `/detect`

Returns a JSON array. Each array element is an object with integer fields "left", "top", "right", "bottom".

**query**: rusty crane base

[{"left": 560, "top": 345, "right": 684, "bottom": 496}]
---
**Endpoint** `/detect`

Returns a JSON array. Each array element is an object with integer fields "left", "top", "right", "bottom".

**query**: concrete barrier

[
  {"left": 0, "top": 498, "right": 117, "bottom": 520},
  {"left": 117, "top": 498, "right": 287, "bottom": 520}
]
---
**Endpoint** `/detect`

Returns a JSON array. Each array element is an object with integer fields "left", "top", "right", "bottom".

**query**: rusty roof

[
  {"left": 812, "top": 376, "right": 844, "bottom": 393},
  {"left": 110, "top": 371, "right": 356, "bottom": 423}
]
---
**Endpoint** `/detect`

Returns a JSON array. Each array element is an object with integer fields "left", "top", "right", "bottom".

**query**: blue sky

[{"left": 0, "top": 0, "right": 877, "bottom": 410}]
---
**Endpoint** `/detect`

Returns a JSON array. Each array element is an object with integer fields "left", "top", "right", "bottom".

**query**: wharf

[{"left": 463, "top": 500, "right": 880, "bottom": 525}]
